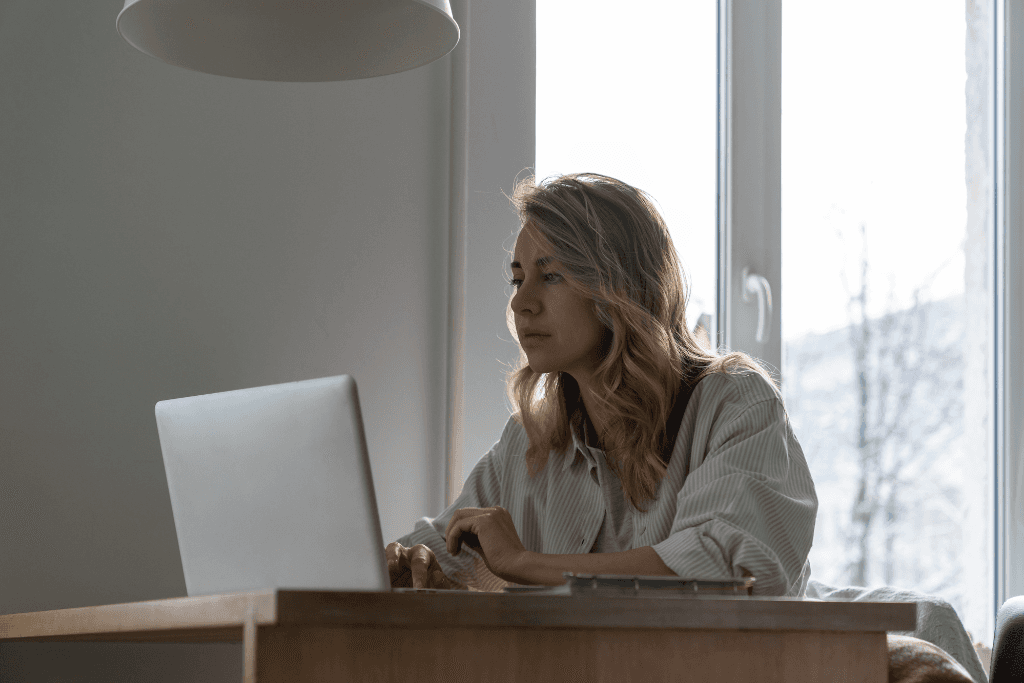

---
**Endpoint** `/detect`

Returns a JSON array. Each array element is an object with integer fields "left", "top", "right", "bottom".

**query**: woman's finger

[
  {"left": 446, "top": 518, "right": 463, "bottom": 555},
  {"left": 386, "top": 542, "right": 402, "bottom": 576},
  {"left": 385, "top": 542, "right": 412, "bottom": 587},
  {"left": 409, "top": 544, "right": 434, "bottom": 589},
  {"left": 385, "top": 542, "right": 401, "bottom": 566},
  {"left": 444, "top": 507, "right": 483, "bottom": 542},
  {"left": 426, "top": 551, "right": 451, "bottom": 589},
  {"left": 446, "top": 516, "right": 479, "bottom": 556},
  {"left": 430, "top": 567, "right": 450, "bottom": 589}
]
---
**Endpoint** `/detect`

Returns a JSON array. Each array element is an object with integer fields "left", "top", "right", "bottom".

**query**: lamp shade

[{"left": 116, "top": 0, "right": 460, "bottom": 82}]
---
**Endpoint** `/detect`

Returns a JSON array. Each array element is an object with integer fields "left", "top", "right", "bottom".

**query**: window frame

[
  {"left": 716, "top": 0, "right": 783, "bottom": 372},
  {"left": 996, "top": 0, "right": 1024, "bottom": 607}
]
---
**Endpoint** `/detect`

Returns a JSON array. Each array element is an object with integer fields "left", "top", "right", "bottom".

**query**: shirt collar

[
  {"left": 562, "top": 428, "right": 583, "bottom": 472},
  {"left": 564, "top": 420, "right": 602, "bottom": 472}
]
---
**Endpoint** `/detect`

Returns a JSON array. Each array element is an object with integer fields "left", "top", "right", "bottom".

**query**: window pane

[
  {"left": 535, "top": 0, "right": 717, "bottom": 331},
  {"left": 782, "top": 0, "right": 995, "bottom": 647}
]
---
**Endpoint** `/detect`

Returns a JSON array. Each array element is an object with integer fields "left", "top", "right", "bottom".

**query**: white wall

[{"left": 0, "top": 0, "right": 535, "bottom": 677}]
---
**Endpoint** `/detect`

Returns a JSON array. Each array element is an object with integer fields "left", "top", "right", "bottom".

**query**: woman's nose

[{"left": 511, "top": 280, "right": 540, "bottom": 315}]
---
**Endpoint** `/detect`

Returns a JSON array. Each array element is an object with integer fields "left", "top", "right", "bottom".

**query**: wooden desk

[{"left": 0, "top": 590, "right": 915, "bottom": 682}]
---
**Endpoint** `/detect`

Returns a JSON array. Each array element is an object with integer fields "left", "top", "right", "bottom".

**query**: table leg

[{"left": 243, "top": 613, "right": 257, "bottom": 683}]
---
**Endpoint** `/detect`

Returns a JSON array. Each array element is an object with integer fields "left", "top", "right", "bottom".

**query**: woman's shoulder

[
  {"left": 493, "top": 414, "right": 575, "bottom": 474},
  {"left": 461, "top": 416, "right": 532, "bottom": 486},
  {"left": 688, "top": 370, "right": 791, "bottom": 448},
  {"left": 494, "top": 414, "right": 531, "bottom": 459},
  {"left": 694, "top": 368, "right": 782, "bottom": 413}
]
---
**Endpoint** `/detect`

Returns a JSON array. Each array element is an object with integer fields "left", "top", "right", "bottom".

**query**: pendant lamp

[{"left": 116, "top": 0, "right": 460, "bottom": 82}]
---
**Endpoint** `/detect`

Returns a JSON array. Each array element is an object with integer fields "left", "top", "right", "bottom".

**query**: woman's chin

[{"left": 525, "top": 358, "right": 553, "bottom": 374}]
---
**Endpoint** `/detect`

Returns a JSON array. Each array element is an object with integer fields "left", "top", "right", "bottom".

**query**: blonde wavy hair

[{"left": 507, "top": 173, "right": 776, "bottom": 511}]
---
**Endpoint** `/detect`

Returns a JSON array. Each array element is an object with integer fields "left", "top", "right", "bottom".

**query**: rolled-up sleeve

[
  {"left": 394, "top": 438, "right": 510, "bottom": 591},
  {"left": 651, "top": 397, "right": 817, "bottom": 595}
]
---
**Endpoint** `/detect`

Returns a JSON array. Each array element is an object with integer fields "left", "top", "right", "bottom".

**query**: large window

[
  {"left": 781, "top": 0, "right": 995, "bottom": 645},
  {"left": 537, "top": 0, "right": 1004, "bottom": 649}
]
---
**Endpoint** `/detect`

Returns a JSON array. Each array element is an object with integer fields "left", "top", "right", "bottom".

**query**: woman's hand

[
  {"left": 445, "top": 506, "right": 530, "bottom": 583},
  {"left": 385, "top": 542, "right": 461, "bottom": 589}
]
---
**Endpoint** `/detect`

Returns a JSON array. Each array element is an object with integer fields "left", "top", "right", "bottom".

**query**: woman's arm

[
  {"left": 445, "top": 507, "right": 676, "bottom": 585},
  {"left": 647, "top": 391, "right": 818, "bottom": 595}
]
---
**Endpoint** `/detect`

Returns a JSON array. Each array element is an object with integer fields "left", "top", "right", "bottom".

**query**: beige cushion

[{"left": 888, "top": 634, "right": 976, "bottom": 683}]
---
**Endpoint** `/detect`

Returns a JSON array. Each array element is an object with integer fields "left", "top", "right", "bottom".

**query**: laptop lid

[{"left": 155, "top": 375, "right": 390, "bottom": 595}]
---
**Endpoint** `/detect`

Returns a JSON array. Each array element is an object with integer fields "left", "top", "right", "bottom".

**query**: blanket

[{"left": 806, "top": 579, "right": 988, "bottom": 683}]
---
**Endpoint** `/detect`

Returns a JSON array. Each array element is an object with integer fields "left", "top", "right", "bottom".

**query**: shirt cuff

[{"left": 650, "top": 520, "right": 789, "bottom": 596}]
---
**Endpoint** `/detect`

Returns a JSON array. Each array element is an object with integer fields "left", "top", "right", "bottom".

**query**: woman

[{"left": 387, "top": 173, "right": 817, "bottom": 594}]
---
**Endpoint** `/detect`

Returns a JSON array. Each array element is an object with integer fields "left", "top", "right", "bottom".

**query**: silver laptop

[{"left": 155, "top": 375, "right": 391, "bottom": 595}]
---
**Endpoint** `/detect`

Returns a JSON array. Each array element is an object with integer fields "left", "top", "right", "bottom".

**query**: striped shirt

[
  {"left": 395, "top": 370, "right": 818, "bottom": 595},
  {"left": 587, "top": 444, "right": 633, "bottom": 554}
]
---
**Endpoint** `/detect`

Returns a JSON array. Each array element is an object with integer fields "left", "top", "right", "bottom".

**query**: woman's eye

[{"left": 508, "top": 273, "right": 560, "bottom": 288}]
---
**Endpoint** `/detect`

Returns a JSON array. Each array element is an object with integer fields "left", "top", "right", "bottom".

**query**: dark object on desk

[
  {"left": 501, "top": 574, "right": 755, "bottom": 597},
  {"left": 990, "top": 595, "right": 1024, "bottom": 683},
  {"left": 564, "top": 573, "right": 755, "bottom": 597}
]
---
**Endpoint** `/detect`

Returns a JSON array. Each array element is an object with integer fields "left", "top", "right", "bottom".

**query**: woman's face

[{"left": 510, "top": 225, "right": 608, "bottom": 381}]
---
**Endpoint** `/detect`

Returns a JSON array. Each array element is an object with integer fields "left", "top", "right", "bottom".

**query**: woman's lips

[{"left": 521, "top": 333, "right": 550, "bottom": 343}]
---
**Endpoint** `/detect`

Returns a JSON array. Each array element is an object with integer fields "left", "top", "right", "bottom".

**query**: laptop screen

[{"left": 155, "top": 375, "right": 390, "bottom": 595}]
